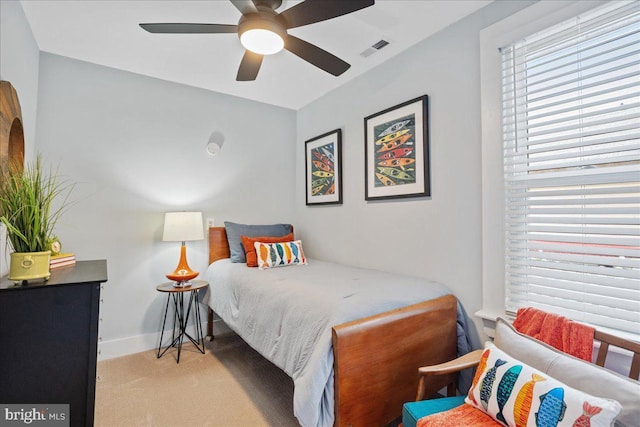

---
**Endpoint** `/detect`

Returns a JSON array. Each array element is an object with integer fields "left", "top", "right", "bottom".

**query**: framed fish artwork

[
  {"left": 305, "top": 128, "right": 343, "bottom": 206},
  {"left": 364, "top": 95, "right": 430, "bottom": 200}
]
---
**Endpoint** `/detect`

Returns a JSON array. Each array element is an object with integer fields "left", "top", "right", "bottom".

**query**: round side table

[{"left": 156, "top": 279, "right": 209, "bottom": 363}]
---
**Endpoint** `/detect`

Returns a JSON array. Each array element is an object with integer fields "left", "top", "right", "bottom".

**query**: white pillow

[
  {"left": 254, "top": 240, "right": 307, "bottom": 270},
  {"left": 466, "top": 342, "right": 622, "bottom": 427},
  {"left": 494, "top": 317, "right": 640, "bottom": 427}
]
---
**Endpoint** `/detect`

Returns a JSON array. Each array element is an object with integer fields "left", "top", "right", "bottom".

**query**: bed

[{"left": 203, "top": 226, "right": 470, "bottom": 427}]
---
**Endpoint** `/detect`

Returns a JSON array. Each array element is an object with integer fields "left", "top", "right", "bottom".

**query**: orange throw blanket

[
  {"left": 512, "top": 307, "right": 595, "bottom": 361},
  {"left": 417, "top": 404, "right": 500, "bottom": 427}
]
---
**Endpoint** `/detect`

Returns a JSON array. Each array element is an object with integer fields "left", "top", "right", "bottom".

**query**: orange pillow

[{"left": 241, "top": 233, "right": 294, "bottom": 267}]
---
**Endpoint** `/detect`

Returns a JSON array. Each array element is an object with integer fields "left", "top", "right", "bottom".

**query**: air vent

[
  {"left": 360, "top": 39, "right": 390, "bottom": 58},
  {"left": 371, "top": 39, "right": 389, "bottom": 50}
]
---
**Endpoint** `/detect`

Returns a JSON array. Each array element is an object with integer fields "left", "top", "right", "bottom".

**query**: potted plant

[{"left": 0, "top": 155, "right": 73, "bottom": 282}]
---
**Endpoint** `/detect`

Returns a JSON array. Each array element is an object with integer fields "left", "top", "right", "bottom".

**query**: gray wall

[
  {"left": 34, "top": 53, "right": 296, "bottom": 355},
  {"left": 294, "top": 1, "right": 534, "bottom": 345},
  {"left": 1, "top": 0, "right": 535, "bottom": 355},
  {"left": 0, "top": 0, "right": 41, "bottom": 276}
]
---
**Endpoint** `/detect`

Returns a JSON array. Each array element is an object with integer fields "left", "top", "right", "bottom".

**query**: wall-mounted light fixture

[{"left": 206, "top": 131, "right": 225, "bottom": 156}]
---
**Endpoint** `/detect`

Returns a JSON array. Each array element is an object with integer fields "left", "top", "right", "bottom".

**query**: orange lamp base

[{"left": 166, "top": 243, "right": 199, "bottom": 285}]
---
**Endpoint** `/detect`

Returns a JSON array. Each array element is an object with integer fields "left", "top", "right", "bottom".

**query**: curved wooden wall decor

[{"left": 0, "top": 80, "right": 25, "bottom": 170}]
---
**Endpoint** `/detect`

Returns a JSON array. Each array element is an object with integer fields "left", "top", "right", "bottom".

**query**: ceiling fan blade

[
  {"left": 284, "top": 34, "right": 349, "bottom": 76},
  {"left": 236, "top": 50, "right": 264, "bottom": 81},
  {"left": 280, "top": 0, "right": 374, "bottom": 29},
  {"left": 230, "top": 0, "right": 258, "bottom": 15},
  {"left": 139, "top": 23, "right": 238, "bottom": 34}
]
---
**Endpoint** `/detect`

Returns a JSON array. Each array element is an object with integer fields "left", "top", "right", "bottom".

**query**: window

[{"left": 500, "top": 1, "right": 639, "bottom": 338}]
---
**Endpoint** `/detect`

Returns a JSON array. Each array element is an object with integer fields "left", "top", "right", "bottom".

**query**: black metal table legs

[{"left": 157, "top": 289, "right": 205, "bottom": 363}]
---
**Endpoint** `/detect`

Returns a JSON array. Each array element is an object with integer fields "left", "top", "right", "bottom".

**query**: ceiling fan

[{"left": 139, "top": 0, "right": 375, "bottom": 81}]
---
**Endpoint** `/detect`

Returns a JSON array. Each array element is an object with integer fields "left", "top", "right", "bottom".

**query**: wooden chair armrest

[
  {"left": 415, "top": 349, "right": 483, "bottom": 401},
  {"left": 418, "top": 349, "right": 483, "bottom": 376}
]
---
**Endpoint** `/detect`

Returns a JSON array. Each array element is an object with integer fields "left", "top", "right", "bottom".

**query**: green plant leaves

[{"left": 0, "top": 155, "right": 74, "bottom": 253}]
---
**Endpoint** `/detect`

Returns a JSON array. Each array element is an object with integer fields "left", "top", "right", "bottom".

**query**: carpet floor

[{"left": 95, "top": 332, "right": 299, "bottom": 427}]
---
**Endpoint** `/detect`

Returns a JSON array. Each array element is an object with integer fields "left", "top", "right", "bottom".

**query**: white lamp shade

[{"left": 162, "top": 212, "right": 204, "bottom": 242}]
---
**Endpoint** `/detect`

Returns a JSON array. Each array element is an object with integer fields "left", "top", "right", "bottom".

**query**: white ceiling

[{"left": 20, "top": 0, "right": 491, "bottom": 110}]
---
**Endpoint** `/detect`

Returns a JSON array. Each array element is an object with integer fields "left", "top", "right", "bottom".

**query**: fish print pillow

[
  {"left": 254, "top": 240, "right": 307, "bottom": 270},
  {"left": 241, "top": 233, "right": 294, "bottom": 267},
  {"left": 465, "top": 342, "right": 622, "bottom": 427}
]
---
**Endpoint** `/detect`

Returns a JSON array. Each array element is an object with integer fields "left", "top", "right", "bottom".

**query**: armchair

[
  {"left": 403, "top": 349, "right": 483, "bottom": 427},
  {"left": 402, "top": 318, "right": 640, "bottom": 427}
]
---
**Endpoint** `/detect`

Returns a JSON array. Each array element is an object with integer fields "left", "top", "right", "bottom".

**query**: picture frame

[
  {"left": 305, "top": 129, "right": 343, "bottom": 206},
  {"left": 364, "top": 95, "right": 430, "bottom": 200}
]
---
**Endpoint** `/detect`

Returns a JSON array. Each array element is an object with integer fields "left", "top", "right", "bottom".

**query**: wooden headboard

[{"left": 208, "top": 226, "right": 230, "bottom": 264}]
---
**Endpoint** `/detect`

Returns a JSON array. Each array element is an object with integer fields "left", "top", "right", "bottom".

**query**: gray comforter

[{"left": 203, "top": 259, "right": 469, "bottom": 427}]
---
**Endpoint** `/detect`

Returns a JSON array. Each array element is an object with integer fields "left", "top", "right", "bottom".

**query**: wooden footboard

[
  {"left": 332, "top": 294, "right": 458, "bottom": 427},
  {"left": 207, "top": 227, "right": 459, "bottom": 426}
]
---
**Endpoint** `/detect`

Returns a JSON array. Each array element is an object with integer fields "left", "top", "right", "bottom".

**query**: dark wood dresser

[{"left": 0, "top": 260, "right": 107, "bottom": 427}]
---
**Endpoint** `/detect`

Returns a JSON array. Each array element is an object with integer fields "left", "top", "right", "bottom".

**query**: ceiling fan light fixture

[
  {"left": 141, "top": 0, "right": 377, "bottom": 80},
  {"left": 238, "top": 12, "right": 286, "bottom": 56},
  {"left": 240, "top": 28, "right": 284, "bottom": 55}
]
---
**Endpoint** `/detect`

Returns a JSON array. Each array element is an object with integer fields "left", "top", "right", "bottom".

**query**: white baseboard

[
  {"left": 98, "top": 330, "right": 162, "bottom": 361},
  {"left": 98, "top": 319, "right": 231, "bottom": 360}
]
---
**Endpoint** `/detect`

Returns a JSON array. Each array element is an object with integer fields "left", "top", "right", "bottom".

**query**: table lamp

[{"left": 163, "top": 211, "right": 204, "bottom": 287}]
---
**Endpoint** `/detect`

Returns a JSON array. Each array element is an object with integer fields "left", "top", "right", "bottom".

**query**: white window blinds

[{"left": 501, "top": 1, "right": 640, "bottom": 339}]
